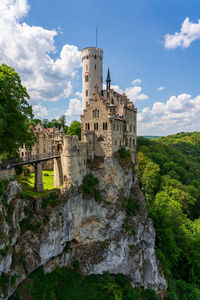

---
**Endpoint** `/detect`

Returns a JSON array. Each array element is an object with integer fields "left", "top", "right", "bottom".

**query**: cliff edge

[{"left": 0, "top": 154, "right": 167, "bottom": 299}]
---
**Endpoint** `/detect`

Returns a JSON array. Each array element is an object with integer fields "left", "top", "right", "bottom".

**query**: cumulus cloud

[
  {"left": 132, "top": 78, "right": 142, "bottom": 85},
  {"left": 0, "top": 0, "right": 81, "bottom": 103},
  {"left": 32, "top": 105, "right": 48, "bottom": 118},
  {"left": 65, "top": 98, "right": 82, "bottom": 119},
  {"left": 165, "top": 17, "right": 200, "bottom": 49},
  {"left": 138, "top": 93, "right": 200, "bottom": 135},
  {"left": 158, "top": 86, "right": 165, "bottom": 91},
  {"left": 103, "top": 81, "right": 148, "bottom": 102},
  {"left": 75, "top": 91, "right": 82, "bottom": 98}
]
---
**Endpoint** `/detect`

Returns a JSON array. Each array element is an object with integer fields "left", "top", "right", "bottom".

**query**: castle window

[
  {"left": 88, "top": 123, "right": 90, "bottom": 130},
  {"left": 133, "top": 139, "right": 135, "bottom": 146},
  {"left": 115, "top": 140, "right": 117, "bottom": 145},
  {"left": 85, "top": 75, "right": 89, "bottom": 82},
  {"left": 103, "top": 122, "right": 107, "bottom": 130},
  {"left": 113, "top": 124, "right": 115, "bottom": 130},
  {"left": 85, "top": 123, "right": 87, "bottom": 130},
  {"left": 95, "top": 64, "right": 96, "bottom": 70},
  {"left": 94, "top": 122, "right": 98, "bottom": 130},
  {"left": 94, "top": 55, "right": 97, "bottom": 59},
  {"left": 86, "top": 90, "right": 88, "bottom": 97},
  {"left": 130, "top": 125, "right": 132, "bottom": 132},
  {"left": 93, "top": 109, "right": 99, "bottom": 118}
]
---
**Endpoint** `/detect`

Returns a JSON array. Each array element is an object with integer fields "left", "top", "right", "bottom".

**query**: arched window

[
  {"left": 85, "top": 75, "right": 89, "bottom": 82},
  {"left": 88, "top": 123, "right": 90, "bottom": 130},
  {"left": 103, "top": 122, "right": 107, "bottom": 130},
  {"left": 85, "top": 123, "right": 87, "bottom": 130},
  {"left": 93, "top": 109, "right": 99, "bottom": 118},
  {"left": 94, "top": 55, "right": 97, "bottom": 59},
  {"left": 94, "top": 122, "right": 98, "bottom": 130}
]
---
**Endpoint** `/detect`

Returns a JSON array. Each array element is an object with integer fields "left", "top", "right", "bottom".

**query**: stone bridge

[{"left": 0, "top": 152, "right": 60, "bottom": 192}]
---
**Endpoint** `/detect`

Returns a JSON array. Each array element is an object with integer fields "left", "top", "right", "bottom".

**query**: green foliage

[
  {"left": 137, "top": 133, "right": 200, "bottom": 297},
  {"left": 11, "top": 266, "right": 156, "bottom": 300},
  {"left": 15, "top": 165, "right": 24, "bottom": 175},
  {"left": 72, "top": 260, "right": 80, "bottom": 271},
  {"left": 0, "top": 179, "right": 5, "bottom": 196},
  {"left": 114, "top": 148, "right": 134, "bottom": 170},
  {"left": 81, "top": 173, "right": 101, "bottom": 201},
  {"left": 0, "top": 272, "right": 10, "bottom": 293},
  {"left": 42, "top": 192, "right": 58, "bottom": 208},
  {"left": 67, "top": 121, "right": 81, "bottom": 140},
  {"left": 0, "top": 64, "right": 36, "bottom": 157}
]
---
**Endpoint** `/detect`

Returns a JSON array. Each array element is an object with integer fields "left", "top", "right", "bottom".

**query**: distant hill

[{"left": 140, "top": 135, "right": 160, "bottom": 140}]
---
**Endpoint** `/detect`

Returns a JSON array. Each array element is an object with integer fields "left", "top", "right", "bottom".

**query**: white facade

[{"left": 81, "top": 47, "right": 103, "bottom": 110}]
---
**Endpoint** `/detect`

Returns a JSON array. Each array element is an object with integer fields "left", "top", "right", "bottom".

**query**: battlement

[{"left": 81, "top": 47, "right": 103, "bottom": 58}]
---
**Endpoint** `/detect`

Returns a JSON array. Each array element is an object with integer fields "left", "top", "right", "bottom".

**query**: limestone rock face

[{"left": 0, "top": 157, "right": 167, "bottom": 299}]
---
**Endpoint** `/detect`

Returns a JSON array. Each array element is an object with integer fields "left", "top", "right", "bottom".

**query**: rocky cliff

[{"left": 0, "top": 155, "right": 167, "bottom": 299}]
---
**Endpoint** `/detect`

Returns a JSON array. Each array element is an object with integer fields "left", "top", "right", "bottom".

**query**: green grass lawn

[{"left": 17, "top": 170, "right": 59, "bottom": 199}]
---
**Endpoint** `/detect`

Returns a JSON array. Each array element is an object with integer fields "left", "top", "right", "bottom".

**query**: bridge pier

[
  {"left": 34, "top": 162, "right": 44, "bottom": 192},
  {"left": 54, "top": 157, "right": 63, "bottom": 187}
]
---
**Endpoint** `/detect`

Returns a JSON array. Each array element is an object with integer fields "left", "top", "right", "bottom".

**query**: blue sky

[{"left": 1, "top": 0, "right": 200, "bottom": 135}]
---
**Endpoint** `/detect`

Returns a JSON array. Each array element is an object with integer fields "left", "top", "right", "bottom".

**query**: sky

[{"left": 1, "top": 0, "right": 200, "bottom": 136}]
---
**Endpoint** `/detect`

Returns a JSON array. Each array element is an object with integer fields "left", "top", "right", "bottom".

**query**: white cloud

[
  {"left": 165, "top": 17, "right": 200, "bottom": 49},
  {"left": 0, "top": 0, "right": 81, "bottom": 103},
  {"left": 32, "top": 105, "right": 48, "bottom": 118},
  {"left": 65, "top": 98, "right": 82, "bottom": 119},
  {"left": 138, "top": 93, "right": 200, "bottom": 135},
  {"left": 103, "top": 82, "right": 148, "bottom": 102},
  {"left": 158, "top": 86, "right": 165, "bottom": 91},
  {"left": 125, "top": 85, "right": 148, "bottom": 102},
  {"left": 75, "top": 91, "right": 82, "bottom": 98},
  {"left": 132, "top": 78, "right": 142, "bottom": 85}
]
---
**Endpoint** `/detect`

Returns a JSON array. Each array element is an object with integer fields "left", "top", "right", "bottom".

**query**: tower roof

[{"left": 106, "top": 67, "right": 111, "bottom": 83}]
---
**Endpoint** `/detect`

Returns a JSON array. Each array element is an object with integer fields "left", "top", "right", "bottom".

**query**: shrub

[
  {"left": 0, "top": 179, "right": 5, "bottom": 196},
  {"left": 0, "top": 272, "right": 10, "bottom": 293},
  {"left": 15, "top": 165, "right": 24, "bottom": 175},
  {"left": 42, "top": 192, "right": 58, "bottom": 208},
  {"left": 81, "top": 174, "right": 101, "bottom": 201}
]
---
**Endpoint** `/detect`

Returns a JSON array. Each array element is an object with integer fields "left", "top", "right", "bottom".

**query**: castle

[{"left": 20, "top": 47, "right": 137, "bottom": 189}]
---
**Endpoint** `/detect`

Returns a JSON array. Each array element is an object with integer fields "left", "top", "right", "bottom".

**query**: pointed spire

[{"left": 106, "top": 67, "right": 111, "bottom": 90}]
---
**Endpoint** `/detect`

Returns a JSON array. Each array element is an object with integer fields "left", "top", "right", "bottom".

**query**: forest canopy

[{"left": 137, "top": 132, "right": 200, "bottom": 299}]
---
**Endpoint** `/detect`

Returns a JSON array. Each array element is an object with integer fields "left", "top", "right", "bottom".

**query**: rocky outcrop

[{"left": 0, "top": 156, "right": 167, "bottom": 299}]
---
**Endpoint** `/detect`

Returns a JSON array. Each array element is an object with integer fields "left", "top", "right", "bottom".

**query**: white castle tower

[{"left": 81, "top": 47, "right": 103, "bottom": 110}]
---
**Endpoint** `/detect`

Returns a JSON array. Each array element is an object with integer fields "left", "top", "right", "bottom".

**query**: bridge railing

[{"left": 0, "top": 151, "right": 60, "bottom": 168}]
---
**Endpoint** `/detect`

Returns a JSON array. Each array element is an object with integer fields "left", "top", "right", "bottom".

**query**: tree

[
  {"left": 0, "top": 64, "right": 36, "bottom": 158},
  {"left": 67, "top": 121, "right": 81, "bottom": 140}
]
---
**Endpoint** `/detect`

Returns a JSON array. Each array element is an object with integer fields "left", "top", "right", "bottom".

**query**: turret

[
  {"left": 106, "top": 67, "right": 111, "bottom": 90},
  {"left": 81, "top": 47, "right": 103, "bottom": 110}
]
